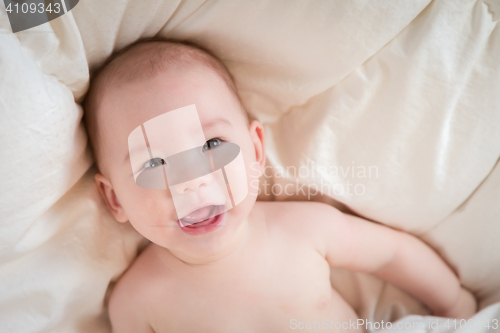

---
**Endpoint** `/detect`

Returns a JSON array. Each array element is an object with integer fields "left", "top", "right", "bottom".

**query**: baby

[{"left": 84, "top": 39, "right": 476, "bottom": 333}]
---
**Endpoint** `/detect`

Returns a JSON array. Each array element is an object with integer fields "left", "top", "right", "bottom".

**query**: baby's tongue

[{"left": 181, "top": 206, "right": 215, "bottom": 224}]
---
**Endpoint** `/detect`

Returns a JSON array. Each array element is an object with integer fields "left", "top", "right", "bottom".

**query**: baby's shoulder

[
  {"left": 108, "top": 244, "right": 169, "bottom": 322},
  {"left": 257, "top": 200, "right": 342, "bottom": 224},
  {"left": 256, "top": 200, "right": 344, "bottom": 243}
]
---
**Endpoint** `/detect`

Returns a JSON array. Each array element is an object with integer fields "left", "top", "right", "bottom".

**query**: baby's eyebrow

[
  {"left": 124, "top": 117, "right": 232, "bottom": 164},
  {"left": 201, "top": 117, "right": 232, "bottom": 130}
]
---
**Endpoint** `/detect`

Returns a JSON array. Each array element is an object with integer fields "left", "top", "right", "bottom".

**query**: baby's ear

[
  {"left": 249, "top": 120, "right": 266, "bottom": 175},
  {"left": 94, "top": 173, "right": 128, "bottom": 223}
]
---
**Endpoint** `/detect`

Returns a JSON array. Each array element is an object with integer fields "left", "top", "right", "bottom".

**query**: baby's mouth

[{"left": 178, "top": 205, "right": 222, "bottom": 227}]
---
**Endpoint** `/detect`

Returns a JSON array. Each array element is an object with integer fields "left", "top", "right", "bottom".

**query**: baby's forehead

[
  {"left": 101, "top": 63, "right": 229, "bottom": 113},
  {"left": 104, "top": 64, "right": 239, "bottom": 118}
]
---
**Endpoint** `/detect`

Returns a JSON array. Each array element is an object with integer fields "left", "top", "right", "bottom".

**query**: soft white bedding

[{"left": 0, "top": 0, "right": 499, "bottom": 332}]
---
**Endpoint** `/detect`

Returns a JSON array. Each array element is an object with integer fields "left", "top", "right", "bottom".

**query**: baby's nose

[{"left": 173, "top": 173, "right": 214, "bottom": 194}]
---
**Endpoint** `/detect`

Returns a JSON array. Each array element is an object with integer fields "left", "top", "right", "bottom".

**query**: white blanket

[{"left": 0, "top": 0, "right": 499, "bottom": 332}]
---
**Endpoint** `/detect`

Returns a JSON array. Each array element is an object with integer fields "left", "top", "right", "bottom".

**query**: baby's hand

[{"left": 434, "top": 287, "right": 477, "bottom": 319}]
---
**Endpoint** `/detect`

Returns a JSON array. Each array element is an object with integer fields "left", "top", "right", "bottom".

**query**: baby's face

[{"left": 96, "top": 65, "right": 264, "bottom": 262}]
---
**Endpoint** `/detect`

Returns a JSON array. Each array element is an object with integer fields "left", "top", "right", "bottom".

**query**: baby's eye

[
  {"left": 143, "top": 157, "right": 166, "bottom": 169},
  {"left": 202, "top": 138, "right": 223, "bottom": 151}
]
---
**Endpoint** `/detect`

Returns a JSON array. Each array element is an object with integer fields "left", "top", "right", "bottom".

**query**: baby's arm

[{"left": 309, "top": 203, "right": 477, "bottom": 319}]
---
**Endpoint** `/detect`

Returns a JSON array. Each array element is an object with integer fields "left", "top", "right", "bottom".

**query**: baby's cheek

[
  {"left": 127, "top": 198, "right": 177, "bottom": 244},
  {"left": 124, "top": 190, "right": 171, "bottom": 221},
  {"left": 243, "top": 161, "right": 260, "bottom": 198}
]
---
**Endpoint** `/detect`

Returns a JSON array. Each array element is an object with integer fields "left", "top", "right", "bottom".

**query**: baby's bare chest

[{"left": 148, "top": 245, "right": 359, "bottom": 332}]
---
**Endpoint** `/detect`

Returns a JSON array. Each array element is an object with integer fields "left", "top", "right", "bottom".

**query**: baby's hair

[{"left": 83, "top": 37, "right": 247, "bottom": 173}]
